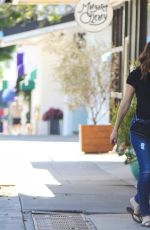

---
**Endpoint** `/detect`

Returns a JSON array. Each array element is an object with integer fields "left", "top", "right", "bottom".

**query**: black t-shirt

[{"left": 126, "top": 68, "right": 150, "bottom": 120}]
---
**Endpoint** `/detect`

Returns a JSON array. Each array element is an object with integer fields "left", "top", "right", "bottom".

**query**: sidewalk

[{"left": 0, "top": 135, "right": 142, "bottom": 229}]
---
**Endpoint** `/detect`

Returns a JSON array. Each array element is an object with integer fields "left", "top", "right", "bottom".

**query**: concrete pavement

[{"left": 0, "top": 135, "right": 143, "bottom": 230}]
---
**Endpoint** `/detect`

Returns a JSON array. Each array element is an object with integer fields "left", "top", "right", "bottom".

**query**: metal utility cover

[{"left": 32, "top": 211, "right": 96, "bottom": 230}]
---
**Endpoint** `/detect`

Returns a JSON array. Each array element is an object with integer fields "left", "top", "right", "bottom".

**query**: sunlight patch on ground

[
  {"left": 0, "top": 185, "right": 17, "bottom": 197},
  {"left": 0, "top": 139, "right": 124, "bottom": 197},
  {"left": 17, "top": 183, "right": 55, "bottom": 197}
]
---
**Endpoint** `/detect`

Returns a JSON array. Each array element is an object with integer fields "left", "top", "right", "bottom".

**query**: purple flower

[{"left": 42, "top": 107, "right": 63, "bottom": 121}]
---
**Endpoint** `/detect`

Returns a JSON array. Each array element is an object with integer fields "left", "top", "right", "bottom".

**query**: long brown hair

[{"left": 139, "top": 42, "right": 150, "bottom": 79}]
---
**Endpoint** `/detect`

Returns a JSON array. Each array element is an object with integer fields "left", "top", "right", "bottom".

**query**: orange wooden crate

[{"left": 80, "top": 125, "right": 113, "bottom": 153}]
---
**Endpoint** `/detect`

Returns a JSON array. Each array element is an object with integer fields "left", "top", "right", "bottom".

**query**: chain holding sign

[{"left": 75, "top": 0, "right": 113, "bottom": 32}]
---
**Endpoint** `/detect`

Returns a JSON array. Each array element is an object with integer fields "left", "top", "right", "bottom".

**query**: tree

[
  {"left": 45, "top": 32, "right": 112, "bottom": 125},
  {"left": 0, "top": 45, "right": 16, "bottom": 62}
]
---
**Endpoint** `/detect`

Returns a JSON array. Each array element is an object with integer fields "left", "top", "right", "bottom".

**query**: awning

[{"left": 0, "top": 13, "right": 76, "bottom": 46}]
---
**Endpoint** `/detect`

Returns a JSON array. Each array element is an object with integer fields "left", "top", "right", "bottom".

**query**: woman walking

[{"left": 110, "top": 42, "right": 150, "bottom": 227}]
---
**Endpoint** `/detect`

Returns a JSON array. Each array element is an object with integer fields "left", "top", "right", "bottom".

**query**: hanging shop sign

[{"left": 75, "top": 0, "right": 113, "bottom": 32}]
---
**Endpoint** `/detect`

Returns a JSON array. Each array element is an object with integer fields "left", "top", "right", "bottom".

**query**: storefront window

[{"left": 112, "top": 7, "right": 123, "bottom": 46}]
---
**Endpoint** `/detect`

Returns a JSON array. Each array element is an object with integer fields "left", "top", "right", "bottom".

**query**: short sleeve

[{"left": 126, "top": 69, "right": 139, "bottom": 89}]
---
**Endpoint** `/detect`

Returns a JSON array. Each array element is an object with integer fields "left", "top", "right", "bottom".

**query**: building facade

[
  {"left": 111, "top": 0, "right": 148, "bottom": 97},
  {"left": 1, "top": 2, "right": 149, "bottom": 135},
  {"left": 0, "top": 10, "right": 112, "bottom": 135}
]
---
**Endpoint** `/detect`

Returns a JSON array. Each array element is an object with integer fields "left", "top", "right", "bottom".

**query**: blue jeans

[{"left": 130, "top": 116, "right": 150, "bottom": 216}]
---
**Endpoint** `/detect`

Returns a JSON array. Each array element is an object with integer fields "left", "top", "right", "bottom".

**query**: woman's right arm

[{"left": 110, "top": 84, "right": 135, "bottom": 145}]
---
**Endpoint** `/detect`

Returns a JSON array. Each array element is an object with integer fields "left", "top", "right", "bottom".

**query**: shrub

[{"left": 111, "top": 98, "right": 137, "bottom": 164}]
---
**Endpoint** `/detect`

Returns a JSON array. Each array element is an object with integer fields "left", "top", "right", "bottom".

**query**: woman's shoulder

[
  {"left": 128, "top": 67, "right": 141, "bottom": 81},
  {"left": 126, "top": 67, "right": 141, "bottom": 87},
  {"left": 129, "top": 67, "right": 141, "bottom": 76}
]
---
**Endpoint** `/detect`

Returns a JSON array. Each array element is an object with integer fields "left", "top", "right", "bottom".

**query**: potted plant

[
  {"left": 111, "top": 99, "right": 139, "bottom": 180},
  {"left": 42, "top": 107, "right": 63, "bottom": 135},
  {"left": 45, "top": 32, "right": 114, "bottom": 153}
]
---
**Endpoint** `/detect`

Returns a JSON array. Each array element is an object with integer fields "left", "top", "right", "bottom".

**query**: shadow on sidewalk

[{"left": 19, "top": 161, "right": 135, "bottom": 214}]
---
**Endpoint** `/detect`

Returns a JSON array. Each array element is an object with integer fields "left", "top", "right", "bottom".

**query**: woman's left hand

[{"left": 110, "top": 129, "right": 118, "bottom": 145}]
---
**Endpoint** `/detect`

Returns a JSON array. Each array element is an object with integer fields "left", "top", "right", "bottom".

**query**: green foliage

[
  {"left": 111, "top": 100, "right": 136, "bottom": 146},
  {"left": 48, "top": 14, "right": 61, "bottom": 23},
  {"left": 0, "top": 5, "right": 61, "bottom": 29},
  {"left": 0, "top": 45, "right": 16, "bottom": 61},
  {"left": 0, "top": 5, "right": 37, "bottom": 29},
  {"left": 114, "top": 144, "right": 137, "bottom": 164},
  {"left": 26, "top": 111, "right": 30, "bottom": 123},
  {"left": 111, "top": 98, "right": 137, "bottom": 164},
  {"left": 0, "top": 66, "right": 3, "bottom": 80}
]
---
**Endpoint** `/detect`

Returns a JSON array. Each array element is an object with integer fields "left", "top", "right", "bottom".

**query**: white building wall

[
  {"left": 3, "top": 53, "right": 18, "bottom": 89},
  {"left": 33, "top": 42, "right": 65, "bottom": 135}
]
